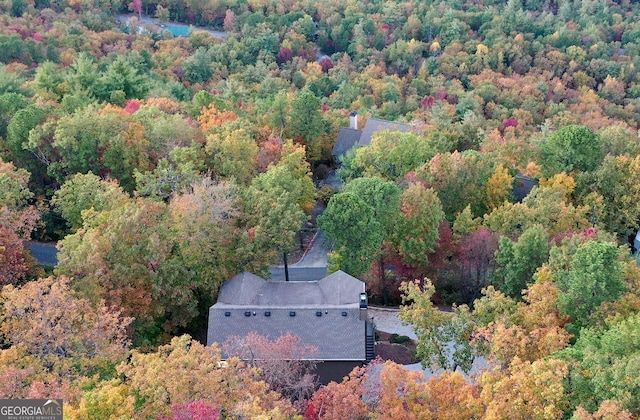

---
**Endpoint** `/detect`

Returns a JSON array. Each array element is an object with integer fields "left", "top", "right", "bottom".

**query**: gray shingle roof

[
  {"left": 207, "top": 271, "right": 367, "bottom": 361},
  {"left": 318, "top": 270, "right": 366, "bottom": 304},
  {"left": 513, "top": 174, "right": 538, "bottom": 202},
  {"left": 217, "top": 272, "right": 267, "bottom": 304},
  {"left": 358, "top": 118, "right": 410, "bottom": 147},
  {"left": 332, "top": 127, "right": 362, "bottom": 157}
]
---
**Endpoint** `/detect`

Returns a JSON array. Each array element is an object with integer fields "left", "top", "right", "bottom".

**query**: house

[
  {"left": 332, "top": 112, "right": 410, "bottom": 160},
  {"left": 207, "top": 270, "right": 375, "bottom": 384}
]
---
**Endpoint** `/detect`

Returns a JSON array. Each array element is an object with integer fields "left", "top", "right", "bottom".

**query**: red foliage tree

[
  {"left": 457, "top": 228, "right": 499, "bottom": 303},
  {"left": 123, "top": 99, "right": 141, "bottom": 114},
  {"left": 222, "top": 332, "right": 318, "bottom": 401},
  {"left": 257, "top": 136, "right": 283, "bottom": 172},
  {"left": 160, "top": 401, "right": 220, "bottom": 420},
  {"left": 133, "top": 0, "right": 142, "bottom": 19},
  {"left": 319, "top": 57, "right": 334, "bottom": 73},
  {"left": 0, "top": 206, "right": 40, "bottom": 285},
  {"left": 277, "top": 48, "right": 293, "bottom": 64}
]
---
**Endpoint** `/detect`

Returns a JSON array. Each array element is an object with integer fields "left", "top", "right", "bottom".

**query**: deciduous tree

[
  {"left": 115, "top": 335, "right": 294, "bottom": 419},
  {"left": 0, "top": 158, "right": 40, "bottom": 284},
  {"left": 399, "top": 279, "right": 475, "bottom": 373},
  {"left": 479, "top": 357, "right": 568, "bottom": 420},
  {"left": 51, "top": 172, "right": 128, "bottom": 232},
  {"left": 492, "top": 225, "right": 550, "bottom": 297},
  {"left": 585, "top": 154, "right": 640, "bottom": 243},
  {"left": 560, "top": 313, "right": 640, "bottom": 415},
  {"left": 473, "top": 279, "right": 570, "bottom": 366},
  {"left": 223, "top": 332, "right": 318, "bottom": 401},
  {"left": 0, "top": 276, "right": 132, "bottom": 383},
  {"left": 540, "top": 125, "right": 603, "bottom": 176},
  {"left": 393, "top": 183, "right": 445, "bottom": 271},
  {"left": 318, "top": 192, "right": 383, "bottom": 277},
  {"left": 377, "top": 362, "right": 484, "bottom": 420},
  {"left": 554, "top": 240, "right": 625, "bottom": 334}
]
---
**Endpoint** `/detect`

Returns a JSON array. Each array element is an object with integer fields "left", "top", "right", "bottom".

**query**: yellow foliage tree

[
  {"left": 480, "top": 357, "right": 568, "bottom": 420},
  {"left": 485, "top": 164, "right": 514, "bottom": 211}
]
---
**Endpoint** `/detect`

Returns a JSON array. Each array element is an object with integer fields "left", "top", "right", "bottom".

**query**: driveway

[
  {"left": 369, "top": 306, "right": 489, "bottom": 379},
  {"left": 269, "top": 229, "right": 332, "bottom": 281}
]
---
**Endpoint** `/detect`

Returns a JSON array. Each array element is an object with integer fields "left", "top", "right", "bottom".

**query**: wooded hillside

[{"left": 2, "top": 0, "right": 640, "bottom": 417}]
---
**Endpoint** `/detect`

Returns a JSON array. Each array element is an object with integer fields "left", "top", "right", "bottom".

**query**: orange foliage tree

[{"left": 0, "top": 276, "right": 132, "bottom": 401}]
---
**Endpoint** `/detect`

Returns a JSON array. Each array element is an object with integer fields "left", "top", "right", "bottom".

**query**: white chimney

[
  {"left": 359, "top": 292, "right": 368, "bottom": 321},
  {"left": 349, "top": 111, "right": 358, "bottom": 130}
]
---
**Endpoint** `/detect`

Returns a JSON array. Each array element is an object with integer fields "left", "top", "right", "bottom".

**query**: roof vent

[
  {"left": 224, "top": 311, "right": 231, "bottom": 317},
  {"left": 289, "top": 311, "right": 296, "bottom": 317},
  {"left": 244, "top": 311, "right": 251, "bottom": 317},
  {"left": 342, "top": 311, "right": 348, "bottom": 317},
  {"left": 264, "top": 311, "right": 271, "bottom": 317},
  {"left": 316, "top": 311, "right": 322, "bottom": 317}
]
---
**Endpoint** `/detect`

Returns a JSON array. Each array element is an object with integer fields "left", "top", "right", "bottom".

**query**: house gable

[
  {"left": 318, "top": 270, "right": 365, "bottom": 304},
  {"left": 358, "top": 118, "right": 410, "bottom": 147},
  {"left": 332, "top": 127, "right": 362, "bottom": 158},
  {"left": 216, "top": 271, "right": 266, "bottom": 304}
]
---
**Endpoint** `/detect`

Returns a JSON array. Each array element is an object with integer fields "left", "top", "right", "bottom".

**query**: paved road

[
  {"left": 26, "top": 242, "right": 58, "bottom": 266},
  {"left": 269, "top": 230, "right": 333, "bottom": 281},
  {"left": 291, "top": 230, "right": 332, "bottom": 268}
]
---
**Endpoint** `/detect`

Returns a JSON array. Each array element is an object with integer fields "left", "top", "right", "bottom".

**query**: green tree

[
  {"left": 399, "top": 279, "right": 476, "bottom": 373},
  {"left": 585, "top": 154, "right": 640, "bottom": 243},
  {"left": 241, "top": 152, "right": 314, "bottom": 271},
  {"left": 134, "top": 158, "right": 200, "bottom": 202},
  {"left": 51, "top": 172, "right": 128, "bottom": 232},
  {"left": 344, "top": 176, "right": 401, "bottom": 234},
  {"left": 37, "top": 105, "right": 151, "bottom": 192},
  {"left": 183, "top": 48, "right": 214, "bottom": 85},
  {"left": 0, "top": 157, "right": 33, "bottom": 209},
  {"left": 55, "top": 198, "right": 187, "bottom": 344},
  {"left": 393, "top": 183, "right": 445, "bottom": 271},
  {"left": 96, "top": 57, "right": 149, "bottom": 103},
  {"left": 554, "top": 241, "right": 625, "bottom": 334},
  {"left": 32, "top": 61, "right": 65, "bottom": 100},
  {"left": 205, "top": 127, "right": 258, "bottom": 185},
  {"left": 6, "top": 104, "right": 48, "bottom": 173},
  {"left": 484, "top": 182, "right": 590, "bottom": 238},
  {"left": 492, "top": 225, "right": 550, "bottom": 298},
  {"left": 350, "top": 131, "right": 437, "bottom": 181},
  {"left": 65, "top": 52, "right": 99, "bottom": 98},
  {"left": 560, "top": 312, "right": 640, "bottom": 414},
  {"left": 540, "top": 125, "right": 603, "bottom": 176},
  {"left": 288, "top": 88, "right": 325, "bottom": 159},
  {"left": 0, "top": 92, "right": 28, "bottom": 142},
  {"left": 318, "top": 192, "right": 384, "bottom": 277},
  {"left": 416, "top": 150, "right": 493, "bottom": 222},
  {"left": 169, "top": 178, "right": 245, "bottom": 315}
]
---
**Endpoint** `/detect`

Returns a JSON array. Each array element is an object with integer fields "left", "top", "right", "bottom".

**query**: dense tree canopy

[{"left": 3, "top": 0, "right": 640, "bottom": 415}]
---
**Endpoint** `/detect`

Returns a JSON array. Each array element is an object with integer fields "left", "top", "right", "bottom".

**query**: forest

[{"left": 1, "top": 0, "right": 640, "bottom": 417}]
